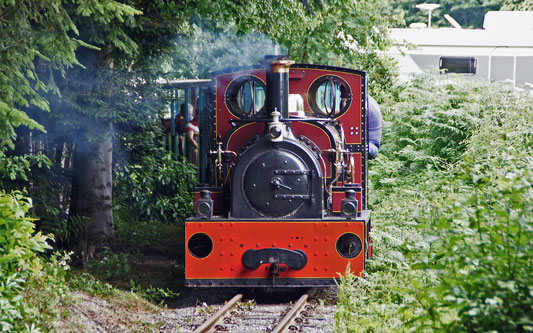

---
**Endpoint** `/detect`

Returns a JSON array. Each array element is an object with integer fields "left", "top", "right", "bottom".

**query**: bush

[
  {"left": 69, "top": 272, "right": 118, "bottom": 298},
  {"left": 88, "top": 247, "right": 138, "bottom": 280},
  {"left": 423, "top": 161, "right": 533, "bottom": 331},
  {"left": 0, "top": 191, "right": 72, "bottom": 331},
  {"left": 130, "top": 283, "right": 180, "bottom": 306},
  {"left": 0, "top": 191, "right": 50, "bottom": 330},
  {"left": 115, "top": 149, "right": 197, "bottom": 224},
  {"left": 336, "top": 76, "right": 533, "bottom": 331},
  {"left": 406, "top": 83, "right": 533, "bottom": 331},
  {"left": 0, "top": 191, "right": 77, "bottom": 331},
  {"left": 24, "top": 252, "right": 73, "bottom": 331}
]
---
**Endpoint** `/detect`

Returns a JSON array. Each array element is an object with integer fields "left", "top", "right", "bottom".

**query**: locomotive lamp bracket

[
  {"left": 268, "top": 109, "right": 285, "bottom": 142},
  {"left": 196, "top": 190, "right": 213, "bottom": 219},
  {"left": 341, "top": 189, "right": 359, "bottom": 219}
]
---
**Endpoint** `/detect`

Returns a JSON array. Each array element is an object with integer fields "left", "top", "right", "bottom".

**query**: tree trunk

[{"left": 70, "top": 121, "right": 115, "bottom": 264}]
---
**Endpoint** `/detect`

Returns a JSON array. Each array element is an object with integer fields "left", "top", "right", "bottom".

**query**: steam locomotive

[{"left": 185, "top": 55, "right": 372, "bottom": 287}]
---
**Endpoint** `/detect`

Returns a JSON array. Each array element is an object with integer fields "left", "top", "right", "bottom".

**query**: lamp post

[{"left": 416, "top": 3, "right": 441, "bottom": 28}]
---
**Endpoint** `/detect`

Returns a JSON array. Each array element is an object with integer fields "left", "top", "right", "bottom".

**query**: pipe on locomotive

[
  {"left": 264, "top": 55, "right": 294, "bottom": 142},
  {"left": 263, "top": 55, "right": 294, "bottom": 119}
]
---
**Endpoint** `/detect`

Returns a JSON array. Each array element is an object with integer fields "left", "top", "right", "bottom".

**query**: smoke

[
  {"left": 163, "top": 23, "right": 287, "bottom": 79},
  {"left": 23, "top": 22, "right": 281, "bottom": 165}
]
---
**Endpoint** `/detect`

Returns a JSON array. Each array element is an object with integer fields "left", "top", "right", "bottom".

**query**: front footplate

[{"left": 185, "top": 212, "right": 372, "bottom": 287}]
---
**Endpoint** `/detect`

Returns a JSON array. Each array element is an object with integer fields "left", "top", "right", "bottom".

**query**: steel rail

[
  {"left": 193, "top": 294, "right": 243, "bottom": 333},
  {"left": 271, "top": 294, "right": 308, "bottom": 333}
]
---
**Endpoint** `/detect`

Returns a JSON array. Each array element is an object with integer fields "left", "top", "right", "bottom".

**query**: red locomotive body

[{"left": 185, "top": 56, "right": 372, "bottom": 287}]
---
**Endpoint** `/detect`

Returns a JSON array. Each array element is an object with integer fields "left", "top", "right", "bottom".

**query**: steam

[{"left": 163, "top": 23, "right": 287, "bottom": 79}]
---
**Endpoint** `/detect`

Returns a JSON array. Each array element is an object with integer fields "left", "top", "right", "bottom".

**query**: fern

[
  {"left": 40, "top": 214, "right": 90, "bottom": 246},
  {"left": 337, "top": 74, "right": 533, "bottom": 331}
]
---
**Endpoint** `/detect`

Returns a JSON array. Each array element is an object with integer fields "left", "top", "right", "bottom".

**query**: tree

[
  {"left": 0, "top": 0, "right": 78, "bottom": 150},
  {"left": 502, "top": 0, "right": 533, "bottom": 10},
  {"left": 169, "top": 0, "right": 401, "bottom": 94},
  {"left": 0, "top": 0, "right": 88, "bottom": 184},
  {"left": 0, "top": 0, "right": 145, "bottom": 253},
  {"left": 38, "top": 1, "right": 188, "bottom": 256},
  {"left": 385, "top": 0, "right": 506, "bottom": 29},
  {"left": 1, "top": 0, "right": 183, "bottom": 255}
]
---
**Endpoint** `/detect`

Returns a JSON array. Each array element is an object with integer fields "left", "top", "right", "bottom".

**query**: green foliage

[
  {"left": 0, "top": 0, "right": 69, "bottom": 149},
  {"left": 23, "top": 252, "right": 73, "bottom": 331},
  {"left": 0, "top": 149, "right": 50, "bottom": 183},
  {"left": 386, "top": 0, "right": 504, "bottom": 28},
  {"left": 0, "top": 145, "right": 87, "bottom": 249},
  {"left": 336, "top": 75, "right": 533, "bottom": 331},
  {"left": 170, "top": 0, "right": 401, "bottom": 94},
  {"left": 40, "top": 215, "right": 91, "bottom": 248},
  {"left": 130, "top": 283, "right": 180, "bottom": 306},
  {"left": 0, "top": 191, "right": 74, "bottom": 331},
  {"left": 69, "top": 272, "right": 118, "bottom": 297},
  {"left": 89, "top": 247, "right": 138, "bottom": 280},
  {"left": 0, "top": 0, "right": 141, "bottom": 150},
  {"left": 336, "top": 265, "right": 365, "bottom": 331},
  {"left": 70, "top": 271, "right": 179, "bottom": 307},
  {"left": 0, "top": 190, "right": 51, "bottom": 281},
  {"left": 1, "top": 0, "right": 157, "bottom": 252},
  {"left": 413, "top": 162, "right": 533, "bottom": 331},
  {"left": 114, "top": 217, "right": 183, "bottom": 248},
  {"left": 0, "top": 150, "right": 85, "bottom": 250},
  {"left": 115, "top": 151, "right": 197, "bottom": 224},
  {"left": 114, "top": 217, "right": 159, "bottom": 247},
  {"left": 502, "top": 0, "right": 533, "bottom": 10},
  {"left": 26, "top": 0, "right": 190, "bottom": 250},
  {"left": 378, "top": 74, "right": 509, "bottom": 179},
  {"left": 403, "top": 83, "right": 533, "bottom": 331}
]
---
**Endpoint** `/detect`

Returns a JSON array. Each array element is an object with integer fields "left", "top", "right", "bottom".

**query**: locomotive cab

[{"left": 185, "top": 55, "right": 372, "bottom": 287}]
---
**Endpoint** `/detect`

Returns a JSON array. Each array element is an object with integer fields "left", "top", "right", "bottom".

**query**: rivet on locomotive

[{"left": 186, "top": 55, "right": 372, "bottom": 287}]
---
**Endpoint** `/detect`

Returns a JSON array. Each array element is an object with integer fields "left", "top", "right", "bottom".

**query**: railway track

[{"left": 191, "top": 293, "right": 328, "bottom": 332}]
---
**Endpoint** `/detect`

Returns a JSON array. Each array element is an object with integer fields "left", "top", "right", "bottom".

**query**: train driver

[
  {"left": 340, "top": 84, "right": 382, "bottom": 159},
  {"left": 368, "top": 96, "right": 383, "bottom": 159},
  {"left": 185, "top": 109, "right": 199, "bottom": 164},
  {"left": 177, "top": 103, "right": 194, "bottom": 156}
]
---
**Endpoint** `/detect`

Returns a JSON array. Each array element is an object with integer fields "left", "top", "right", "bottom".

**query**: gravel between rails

[{"left": 176, "top": 288, "right": 337, "bottom": 332}]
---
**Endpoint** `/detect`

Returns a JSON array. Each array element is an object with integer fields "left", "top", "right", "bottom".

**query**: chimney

[{"left": 263, "top": 55, "right": 294, "bottom": 119}]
